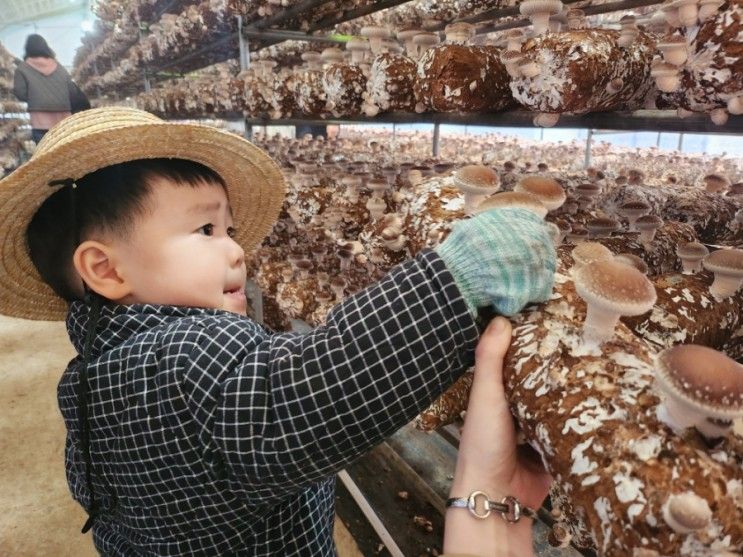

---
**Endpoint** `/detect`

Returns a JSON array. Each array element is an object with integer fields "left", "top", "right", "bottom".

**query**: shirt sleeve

[
  {"left": 13, "top": 69, "right": 28, "bottom": 101},
  {"left": 180, "top": 250, "right": 480, "bottom": 499}
]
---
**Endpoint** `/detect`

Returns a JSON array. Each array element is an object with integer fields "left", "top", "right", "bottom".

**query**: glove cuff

[{"left": 436, "top": 237, "right": 484, "bottom": 317}]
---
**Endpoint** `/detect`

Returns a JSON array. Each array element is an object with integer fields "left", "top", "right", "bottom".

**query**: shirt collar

[{"left": 66, "top": 301, "right": 229, "bottom": 357}]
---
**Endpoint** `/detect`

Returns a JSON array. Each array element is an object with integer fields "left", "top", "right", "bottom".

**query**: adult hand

[{"left": 443, "top": 317, "right": 553, "bottom": 557}]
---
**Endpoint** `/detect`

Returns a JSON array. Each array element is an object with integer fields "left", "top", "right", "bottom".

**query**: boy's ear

[{"left": 73, "top": 240, "right": 132, "bottom": 302}]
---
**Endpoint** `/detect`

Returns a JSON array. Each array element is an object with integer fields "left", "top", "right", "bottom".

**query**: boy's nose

[{"left": 227, "top": 238, "right": 245, "bottom": 267}]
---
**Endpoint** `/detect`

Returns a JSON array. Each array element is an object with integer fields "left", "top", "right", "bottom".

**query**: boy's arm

[{"left": 181, "top": 250, "right": 480, "bottom": 496}]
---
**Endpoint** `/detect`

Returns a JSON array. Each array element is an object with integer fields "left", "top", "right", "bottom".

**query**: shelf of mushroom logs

[
  {"left": 119, "top": 0, "right": 743, "bottom": 136},
  {"left": 237, "top": 122, "right": 743, "bottom": 555},
  {"left": 73, "top": 0, "right": 419, "bottom": 99}
]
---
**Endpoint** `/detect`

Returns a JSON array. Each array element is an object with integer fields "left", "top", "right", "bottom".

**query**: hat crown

[{"left": 35, "top": 107, "right": 163, "bottom": 159}]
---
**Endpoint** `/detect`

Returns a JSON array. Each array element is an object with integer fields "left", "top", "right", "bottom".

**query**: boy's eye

[
  {"left": 227, "top": 226, "right": 237, "bottom": 238},
  {"left": 199, "top": 224, "right": 214, "bottom": 236}
]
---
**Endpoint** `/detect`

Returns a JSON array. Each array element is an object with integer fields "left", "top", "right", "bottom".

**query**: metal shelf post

[
  {"left": 584, "top": 129, "right": 594, "bottom": 168},
  {"left": 237, "top": 15, "right": 251, "bottom": 71}
]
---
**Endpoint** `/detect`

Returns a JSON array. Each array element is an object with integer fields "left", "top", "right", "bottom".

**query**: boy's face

[{"left": 111, "top": 177, "right": 248, "bottom": 315}]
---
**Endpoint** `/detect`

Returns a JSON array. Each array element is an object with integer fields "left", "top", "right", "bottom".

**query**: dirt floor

[{"left": 0, "top": 315, "right": 360, "bottom": 556}]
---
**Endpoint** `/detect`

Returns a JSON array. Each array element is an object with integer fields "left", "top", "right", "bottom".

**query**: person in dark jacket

[
  {"left": 13, "top": 34, "right": 75, "bottom": 143},
  {"left": 0, "top": 106, "right": 555, "bottom": 556}
]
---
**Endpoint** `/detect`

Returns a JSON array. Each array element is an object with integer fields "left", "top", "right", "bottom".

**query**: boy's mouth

[{"left": 224, "top": 287, "right": 243, "bottom": 295}]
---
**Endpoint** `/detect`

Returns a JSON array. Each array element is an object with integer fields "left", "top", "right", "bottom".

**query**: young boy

[{"left": 0, "top": 107, "right": 555, "bottom": 555}]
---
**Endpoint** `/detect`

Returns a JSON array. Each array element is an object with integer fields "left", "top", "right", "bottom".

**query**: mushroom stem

[
  {"left": 530, "top": 13, "right": 551, "bottom": 34},
  {"left": 463, "top": 192, "right": 487, "bottom": 215},
  {"left": 582, "top": 304, "right": 620, "bottom": 346},
  {"left": 656, "top": 397, "right": 701, "bottom": 433},
  {"left": 639, "top": 228, "right": 658, "bottom": 244},
  {"left": 681, "top": 258, "right": 703, "bottom": 273},
  {"left": 709, "top": 273, "right": 743, "bottom": 299}
]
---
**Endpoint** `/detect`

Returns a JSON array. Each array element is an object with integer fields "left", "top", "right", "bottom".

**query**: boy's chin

[{"left": 222, "top": 295, "right": 248, "bottom": 316}]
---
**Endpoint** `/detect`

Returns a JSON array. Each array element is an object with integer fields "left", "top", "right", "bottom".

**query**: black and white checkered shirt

[{"left": 59, "top": 250, "right": 479, "bottom": 556}]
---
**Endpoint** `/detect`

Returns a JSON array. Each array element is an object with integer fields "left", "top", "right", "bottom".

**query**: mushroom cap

[
  {"left": 574, "top": 259, "right": 657, "bottom": 317},
  {"left": 412, "top": 164, "right": 434, "bottom": 176},
  {"left": 412, "top": 32, "right": 440, "bottom": 46},
  {"left": 703, "top": 173, "right": 730, "bottom": 187},
  {"left": 396, "top": 28, "right": 422, "bottom": 41},
  {"left": 346, "top": 38, "right": 370, "bottom": 51},
  {"left": 296, "top": 258, "right": 313, "bottom": 271},
  {"left": 586, "top": 217, "right": 620, "bottom": 234},
  {"left": 572, "top": 242, "right": 613, "bottom": 267},
  {"left": 619, "top": 200, "right": 652, "bottom": 215},
  {"left": 576, "top": 182, "right": 601, "bottom": 197},
  {"left": 445, "top": 22, "right": 475, "bottom": 35},
  {"left": 366, "top": 176, "right": 390, "bottom": 191},
  {"left": 301, "top": 51, "right": 322, "bottom": 63},
  {"left": 662, "top": 492, "right": 713, "bottom": 534},
  {"left": 651, "top": 62, "right": 679, "bottom": 78},
  {"left": 360, "top": 26, "right": 392, "bottom": 39},
  {"left": 567, "top": 226, "right": 589, "bottom": 240},
  {"left": 635, "top": 214, "right": 663, "bottom": 231},
  {"left": 655, "top": 345, "right": 743, "bottom": 418},
  {"left": 677, "top": 241, "right": 709, "bottom": 258},
  {"left": 474, "top": 191, "right": 547, "bottom": 218},
  {"left": 520, "top": 0, "right": 564, "bottom": 17},
  {"left": 329, "top": 276, "right": 346, "bottom": 288},
  {"left": 321, "top": 47, "right": 344, "bottom": 60},
  {"left": 615, "top": 253, "right": 649, "bottom": 274},
  {"left": 501, "top": 50, "right": 525, "bottom": 64},
  {"left": 703, "top": 248, "right": 743, "bottom": 277},
  {"left": 515, "top": 176, "right": 566, "bottom": 210},
  {"left": 453, "top": 165, "right": 501, "bottom": 195}
]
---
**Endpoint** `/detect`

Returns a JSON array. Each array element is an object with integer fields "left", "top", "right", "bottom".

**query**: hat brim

[{"left": 0, "top": 120, "right": 285, "bottom": 321}]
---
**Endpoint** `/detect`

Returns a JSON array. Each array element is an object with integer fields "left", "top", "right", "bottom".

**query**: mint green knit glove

[{"left": 436, "top": 207, "right": 556, "bottom": 317}]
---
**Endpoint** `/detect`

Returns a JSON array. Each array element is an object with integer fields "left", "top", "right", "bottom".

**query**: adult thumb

[{"left": 471, "top": 317, "right": 512, "bottom": 392}]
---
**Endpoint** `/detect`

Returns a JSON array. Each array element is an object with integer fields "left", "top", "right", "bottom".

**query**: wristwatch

[{"left": 445, "top": 491, "right": 537, "bottom": 523}]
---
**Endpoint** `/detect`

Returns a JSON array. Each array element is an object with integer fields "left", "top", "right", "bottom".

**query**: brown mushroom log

[
  {"left": 415, "top": 369, "right": 474, "bottom": 430},
  {"left": 556, "top": 222, "right": 696, "bottom": 276},
  {"left": 510, "top": 29, "right": 655, "bottom": 115},
  {"left": 418, "top": 267, "right": 743, "bottom": 555},
  {"left": 624, "top": 269, "right": 743, "bottom": 359},
  {"left": 598, "top": 183, "right": 740, "bottom": 245},
  {"left": 366, "top": 52, "right": 418, "bottom": 114},
  {"left": 414, "top": 44, "right": 515, "bottom": 113},
  {"left": 323, "top": 63, "right": 367, "bottom": 117},
  {"left": 658, "top": 0, "right": 743, "bottom": 116}
]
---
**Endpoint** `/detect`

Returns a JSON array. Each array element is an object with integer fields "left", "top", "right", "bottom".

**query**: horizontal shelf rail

[
  {"left": 241, "top": 110, "right": 743, "bottom": 134},
  {"left": 476, "top": 0, "right": 664, "bottom": 33}
]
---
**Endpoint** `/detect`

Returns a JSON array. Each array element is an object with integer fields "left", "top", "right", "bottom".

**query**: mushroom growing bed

[{"left": 245, "top": 130, "right": 742, "bottom": 555}]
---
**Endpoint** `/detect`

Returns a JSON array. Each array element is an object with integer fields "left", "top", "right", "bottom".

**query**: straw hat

[{"left": 0, "top": 107, "right": 286, "bottom": 321}]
